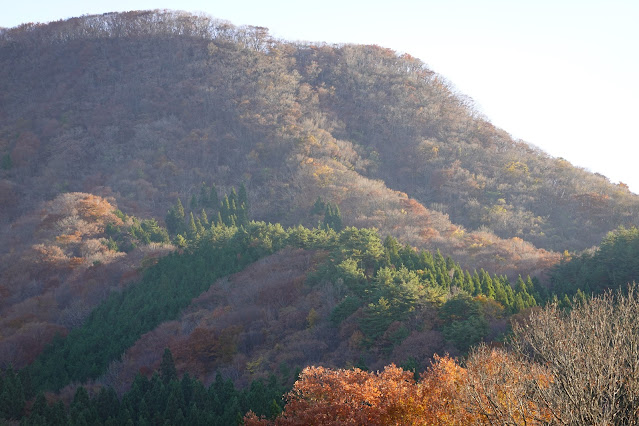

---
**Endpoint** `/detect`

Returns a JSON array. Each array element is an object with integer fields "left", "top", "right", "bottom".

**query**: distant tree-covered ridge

[
  {"left": 549, "top": 226, "right": 639, "bottom": 298},
  {"left": 1, "top": 10, "right": 637, "bottom": 284}
]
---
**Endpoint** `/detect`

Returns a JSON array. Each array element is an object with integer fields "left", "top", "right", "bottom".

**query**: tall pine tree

[
  {"left": 165, "top": 198, "right": 186, "bottom": 236},
  {"left": 160, "top": 348, "right": 177, "bottom": 384}
]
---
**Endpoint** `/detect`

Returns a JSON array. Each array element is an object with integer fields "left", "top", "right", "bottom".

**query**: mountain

[
  {"left": 1, "top": 10, "right": 639, "bottom": 415},
  {"left": 3, "top": 10, "right": 637, "bottom": 267}
]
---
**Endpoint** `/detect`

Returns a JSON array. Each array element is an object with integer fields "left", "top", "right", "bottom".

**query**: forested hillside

[
  {"left": 2, "top": 10, "right": 639, "bottom": 424},
  {"left": 3, "top": 213, "right": 639, "bottom": 424},
  {"left": 13, "top": 216, "right": 539, "bottom": 392},
  {"left": 549, "top": 226, "right": 639, "bottom": 298},
  {"left": 1, "top": 11, "right": 637, "bottom": 273}
]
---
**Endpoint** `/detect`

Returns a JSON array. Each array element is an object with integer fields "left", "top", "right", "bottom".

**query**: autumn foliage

[
  {"left": 246, "top": 349, "right": 552, "bottom": 425},
  {"left": 245, "top": 364, "right": 439, "bottom": 425},
  {"left": 460, "top": 347, "right": 553, "bottom": 424}
]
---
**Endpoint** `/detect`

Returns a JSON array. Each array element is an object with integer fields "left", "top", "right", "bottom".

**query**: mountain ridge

[{"left": 1, "top": 11, "right": 635, "bottom": 258}]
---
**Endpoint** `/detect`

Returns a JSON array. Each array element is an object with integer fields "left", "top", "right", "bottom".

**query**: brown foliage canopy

[
  {"left": 246, "top": 350, "right": 552, "bottom": 425},
  {"left": 245, "top": 363, "right": 460, "bottom": 425}
]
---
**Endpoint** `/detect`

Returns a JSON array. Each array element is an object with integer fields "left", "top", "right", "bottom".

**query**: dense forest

[{"left": 2, "top": 10, "right": 639, "bottom": 424}]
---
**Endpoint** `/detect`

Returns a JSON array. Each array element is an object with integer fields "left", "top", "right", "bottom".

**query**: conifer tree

[
  {"left": 0, "top": 366, "right": 25, "bottom": 419},
  {"left": 504, "top": 282, "right": 515, "bottom": 308},
  {"left": 481, "top": 269, "right": 496, "bottom": 299},
  {"left": 494, "top": 279, "right": 510, "bottom": 310},
  {"left": 31, "top": 393, "right": 47, "bottom": 418},
  {"left": 210, "top": 185, "right": 219, "bottom": 211},
  {"left": 323, "top": 203, "right": 343, "bottom": 231},
  {"left": 237, "top": 203, "right": 249, "bottom": 227},
  {"left": 138, "top": 398, "right": 151, "bottom": 423},
  {"left": 221, "top": 196, "right": 230, "bottom": 222},
  {"left": 515, "top": 275, "right": 528, "bottom": 295},
  {"left": 175, "top": 199, "right": 185, "bottom": 227},
  {"left": 239, "top": 182, "right": 248, "bottom": 210},
  {"left": 311, "top": 196, "right": 325, "bottom": 215},
  {"left": 229, "top": 188, "right": 238, "bottom": 211},
  {"left": 200, "top": 209, "right": 209, "bottom": 227},
  {"left": 332, "top": 205, "right": 343, "bottom": 231},
  {"left": 0, "top": 153, "right": 11, "bottom": 170},
  {"left": 160, "top": 348, "right": 178, "bottom": 384},
  {"left": 188, "top": 212, "right": 198, "bottom": 240},
  {"left": 472, "top": 271, "right": 482, "bottom": 296},
  {"left": 452, "top": 265, "right": 465, "bottom": 288},
  {"left": 199, "top": 183, "right": 210, "bottom": 208},
  {"left": 513, "top": 293, "right": 526, "bottom": 312},
  {"left": 49, "top": 401, "right": 68, "bottom": 425},
  {"left": 435, "top": 250, "right": 446, "bottom": 270},
  {"left": 174, "top": 234, "right": 187, "bottom": 248},
  {"left": 463, "top": 270, "right": 475, "bottom": 294},
  {"left": 383, "top": 235, "right": 401, "bottom": 266},
  {"left": 165, "top": 198, "right": 186, "bottom": 236}
]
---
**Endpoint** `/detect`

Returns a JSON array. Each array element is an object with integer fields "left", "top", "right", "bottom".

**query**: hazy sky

[{"left": 3, "top": 0, "right": 638, "bottom": 193}]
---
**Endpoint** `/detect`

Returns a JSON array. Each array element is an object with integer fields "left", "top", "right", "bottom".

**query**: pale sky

[{"left": 2, "top": 0, "right": 638, "bottom": 193}]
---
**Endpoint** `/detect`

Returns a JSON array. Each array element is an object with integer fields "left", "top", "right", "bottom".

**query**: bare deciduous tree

[
  {"left": 461, "top": 345, "right": 553, "bottom": 425},
  {"left": 512, "top": 285, "right": 639, "bottom": 425}
]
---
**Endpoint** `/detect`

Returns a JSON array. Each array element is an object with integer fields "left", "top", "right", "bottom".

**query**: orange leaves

[
  {"left": 274, "top": 364, "right": 421, "bottom": 425},
  {"left": 30, "top": 193, "right": 126, "bottom": 269},
  {"left": 55, "top": 231, "right": 83, "bottom": 244},
  {"left": 421, "top": 349, "right": 553, "bottom": 424},
  {"left": 418, "top": 227, "right": 439, "bottom": 241},
  {"left": 46, "top": 193, "right": 120, "bottom": 233},
  {"left": 462, "top": 346, "right": 553, "bottom": 424},
  {"left": 67, "top": 257, "right": 85, "bottom": 267},
  {"left": 250, "top": 351, "right": 553, "bottom": 425},
  {"left": 31, "top": 244, "right": 67, "bottom": 265},
  {"left": 399, "top": 198, "right": 427, "bottom": 215},
  {"left": 418, "top": 355, "right": 477, "bottom": 425},
  {"left": 75, "top": 193, "right": 121, "bottom": 223},
  {"left": 249, "top": 361, "right": 475, "bottom": 425}
]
